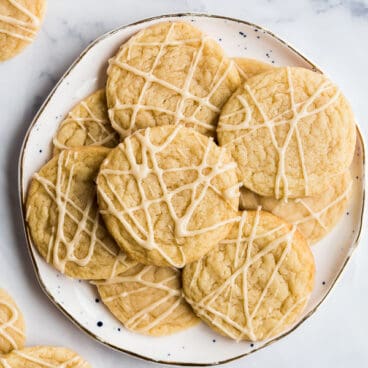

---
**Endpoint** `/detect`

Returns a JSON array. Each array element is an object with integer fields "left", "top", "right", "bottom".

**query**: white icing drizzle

[
  {"left": 264, "top": 296, "right": 308, "bottom": 339},
  {"left": 233, "top": 59, "right": 273, "bottom": 81},
  {"left": 0, "top": 0, "right": 40, "bottom": 42},
  {"left": 0, "top": 350, "right": 88, "bottom": 368},
  {"left": 293, "top": 177, "right": 353, "bottom": 230},
  {"left": 31, "top": 150, "right": 124, "bottom": 277},
  {"left": 189, "top": 258, "right": 202, "bottom": 289},
  {"left": 224, "top": 182, "right": 242, "bottom": 202},
  {"left": 98, "top": 125, "right": 240, "bottom": 267},
  {"left": 108, "top": 22, "right": 235, "bottom": 137},
  {"left": 109, "top": 252, "right": 133, "bottom": 280},
  {"left": 0, "top": 358, "right": 11, "bottom": 368},
  {"left": 53, "top": 98, "right": 117, "bottom": 151},
  {"left": 234, "top": 62, "right": 248, "bottom": 80},
  {"left": 0, "top": 298, "right": 24, "bottom": 350},
  {"left": 219, "top": 67, "right": 341, "bottom": 200},
  {"left": 97, "top": 265, "right": 185, "bottom": 333},
  {"left": 186, "top": 208, "right": 305, "bottom": 341}
]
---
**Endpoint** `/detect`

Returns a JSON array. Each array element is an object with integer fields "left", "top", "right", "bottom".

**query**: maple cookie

[
  {"left": 96, "top": 125, "right": 240, "bottom": 267},
  {"left": 96, "top": 264, "right": 198, "bottom": 336},
  {"left": 0, "top": 0, "right": 46, "bottom": 61},
  {"left": 0, "top": 289, "right": 25, "bottom": 354},
  {"left": 106, "top": 21, "right": 241, "bottom": 138},
  {"left": 53, "top": 89, "right": 119, "bottom": 155},
  {"left": 233, "top": 57, "right": 275, "bottom": 81},
  {"left": 217, "top": 67, "right": 356, "bottom": 200},
  {"left": 259, "top": 171, "right": 352, "bottom": 244},
  {"left": 0, "top": 346, "right": 91, "bottom": 368},
  {"left": 183, "top": 210, "right": 315, "bottom": 341},
  {"left": 26, "top": 146, "right": 133, "bottom": 280}
]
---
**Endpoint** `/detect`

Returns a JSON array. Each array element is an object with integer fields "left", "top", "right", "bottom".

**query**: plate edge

[{"left": 17, "top": 12, "right": 367, "bottom": 367}]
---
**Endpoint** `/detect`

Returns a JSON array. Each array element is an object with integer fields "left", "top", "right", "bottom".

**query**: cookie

[
  {"left": 0, "top": 289, "right": 25, "bottom": 354},
  {"left": 52, "top": 89, "right": 119, "bottom": 155},
  {"left": 0, "top": 0, "right": 46, "bottom": 61},
  {"left": 217, "top": 67, "right": 356, "bottom": 200},
  {"left": 0, "top": 346, "right": 90, "bottom": 368},
  {"left": 259, "top": 171, "right": 352, "bottom": 244},
  {"left": 26, "top": 146, "right": 133, "bottom": 279},
  {"left": 96, "top": 125, "right": 240, "bottom": 267},
  {"left": 106, "top": 21, "right": 241, "bottom": 138},
  {"left": 96, "top": 263, "right": 198, "bottom": 336},
  {"left": 233, "top": 57, "right": 275, "bottom": 81},
  {"left": 183, "top": 209, "right": 315, "bottom": 341}
]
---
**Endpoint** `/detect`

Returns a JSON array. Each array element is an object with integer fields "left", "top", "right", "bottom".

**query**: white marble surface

[{"left": 0, "top": 1, "right": 367, "bottom": 367}]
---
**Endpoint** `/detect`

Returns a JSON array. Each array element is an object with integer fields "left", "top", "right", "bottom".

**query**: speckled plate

[{"left": 19, "top": 13, "right": 366, "bottom": 366}]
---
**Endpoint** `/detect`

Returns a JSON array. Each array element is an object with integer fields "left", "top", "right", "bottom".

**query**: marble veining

[{"left": 312, "top": 0, "right": 368, "bottom": 17}]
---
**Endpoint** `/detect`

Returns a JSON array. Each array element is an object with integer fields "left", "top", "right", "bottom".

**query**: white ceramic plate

[{"left": 19, "top": 13, "right": 366, "bottom": 366}]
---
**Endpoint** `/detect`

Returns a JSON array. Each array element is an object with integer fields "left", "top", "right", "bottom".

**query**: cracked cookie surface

[
  {"left": 233, "top": 57, "right": 275, "bottom": 82},
  {"left": 97, "top": 125, "right": 240, "bottom": 267},
  {"left": 183, "top": 209, "right": 315, "bottom": 341},
  {"left": 97, "top": 263, "right": 198, "bottom": 336},
  {"left": 53, "top": 89, "right": 119, "bottom": 155},
  {"left": 0, "top": 0, "right": 46, "bottom": 61},
  {"left": 26, "top": 146, "right": 133, "bottom": 279},
  {"left": 217, "top": 67, "right": 356, "bottom": 200},
  {"left": 106, "top": 21, "right": 241, "bottom": 138},
  {"left": 0, "top": 346, "right": 91, "bottom": 368}
]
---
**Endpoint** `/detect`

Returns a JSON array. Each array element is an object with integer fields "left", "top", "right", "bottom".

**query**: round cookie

[
  {"left": 233, "top": 57, "right": 275, "bottom": 81},
  {"left": 106, "top": 21, "right": 241, "bottom": 138},
  {"left": 183, "top": 209, "right": 315, "bottom": 341},
  {"left": 52, "top": 89, "right": 119, "bottom": 155},
  {"left": 96, "top": 125, "right": 240, "bottom": 267},
  {"left": 26, "top": 146, "right": 133, "bottom": 279},
  {"left": 0, "top": 289, "right": 25, "bottom": 354},
  {"left": 259, "top": 171, "right": 352, "bottom": 244},
  {"left": 0, "top": 0, "right": 46, "bottom": 61},
  {"left": 217, "top": 67, "right": 356, "bottom": 200},
  {"left": 0, "top": 346, "right": 91, "bottom": 368},
  {"left": 96, "top": 263, "right": 198, "bottom": 336}
]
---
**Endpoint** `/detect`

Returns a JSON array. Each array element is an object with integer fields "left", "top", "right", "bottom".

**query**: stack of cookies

[{"left": 25, "top": 21, "right": 356, "bottom": 342}]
